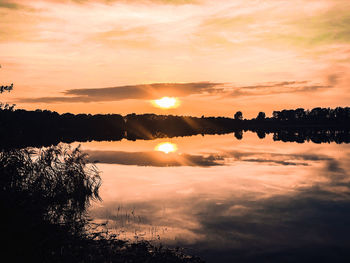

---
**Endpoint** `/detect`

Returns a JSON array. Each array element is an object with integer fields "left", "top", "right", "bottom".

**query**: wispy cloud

[
  {"left": 86, "top": 150, "right": 223, "bottom": 167},
  {"left": 226, "top": 81, "right": 332, "bottom": 98},
  {"left": 272, "top": 7, "right": 350, "bottom": 47},
  {"left": 17, "top": 81, "right": 332, "bottom": 103},
  {"left": 0, "top": 0, "right": 36, "bottom": 11},
  {"left": 85, "top": 149, "right": 332, "bottom": 167},
  {"left": 65, "top": 0, "right": 200, "bottom": 5},
  {"left": 17, "top": 82, "right": 223, "bottom": 103},
  {"left": 3, "top": 0, "right": 349, "bottom": 115},
  {"left": 0, "top": 0, "right": 19, "bottom": 9}
]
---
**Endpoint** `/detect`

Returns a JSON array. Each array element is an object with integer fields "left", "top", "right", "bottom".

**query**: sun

[
  {"left": 152, "top": 97, "right": 180, "bottom": 109},
  {"left": 155, "top": 142, "right": 178, "bottom": 154}
]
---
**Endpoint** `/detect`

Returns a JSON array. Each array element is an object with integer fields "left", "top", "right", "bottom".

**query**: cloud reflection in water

[{"left": 86, "top": 134, "right": 350, "bottom": 262}]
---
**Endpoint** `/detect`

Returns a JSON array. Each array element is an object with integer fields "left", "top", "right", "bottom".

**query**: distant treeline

[
  {"left": 0, "top": 109, "right": 125, "bottom": 148},
  {"left": 270, "top": 107, "right": 350, "bottom": 122},
  {"left": 0, "top": 106, "right": 350, "bottom": 148}
]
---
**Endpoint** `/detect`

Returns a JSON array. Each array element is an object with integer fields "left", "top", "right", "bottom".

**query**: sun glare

[
  {"left": 152, "top": 97, "right": 180, "bottom": 109},
  {"left": 155, "top": 142, "right": 178, "bottom": 154}
]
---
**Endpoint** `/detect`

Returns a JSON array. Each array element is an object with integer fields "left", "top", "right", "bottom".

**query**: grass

[{"left": 0, "top": 145, "right": 204, "bottom": 262}]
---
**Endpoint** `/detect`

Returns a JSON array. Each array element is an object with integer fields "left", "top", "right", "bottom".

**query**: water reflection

[
  {"left": 155, "top": 142, "right": 178, "bottom": 154},
  {"left": 85, "top": 133, "right": 350, "bottom": 262}
]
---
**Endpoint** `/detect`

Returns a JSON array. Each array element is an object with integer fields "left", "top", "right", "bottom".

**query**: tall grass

[{"left": 0, "top": 145, "right": 203, "bottom": 262}]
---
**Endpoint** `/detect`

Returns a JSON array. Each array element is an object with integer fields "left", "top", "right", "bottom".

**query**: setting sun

[
  {"left": 154, "top": 142, "right": 178, "bottom": 154},
  {"left": 152, "top": 97, "right": 180, "bottom": 109}
]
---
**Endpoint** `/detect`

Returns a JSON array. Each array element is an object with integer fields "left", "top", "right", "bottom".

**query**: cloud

[
  {"left": 17, "top": 80, "right": 333, "bottom": 104},
  {"left": 226, "top": 151, "right": 332, "bottom": 166},
  {"left": 85, "top": 149, "right": 333, "bottom": 167},
  {"left": 0, "top": 0, "right": 19, "bottom": 9},
  {"left": 86, "top": 147, "right": 350, "bottom": 261},
  {"left": 86, "top": 150, "right": 224, "bottom": 167},
  {"left": 323, "top": 159, "right": 348, "bottom": 180},
  {"left": 243, "top": 158, "right": 308, "bottom": 166},
  {"left": 201, "top": 3, "right": 350, "bottom": 49},
  {"left": 226, "top": 81, "right": 332, "bottom": 98},
  {"left": 17, "top": 82, "right": 223, "bottom": 103},
  {"left": 327, "top": 74, "right": 340, "bottom": 85},
  {"left": 67, "top": 82, "right": 222, "bottom": 97},
  {"left": 90, "top": 26, "right": 154, "bottom": 48},
  {"left": 292, "top": 8, "right": 350, "bottom": 47},
  {"left": 190, "top": 187, "right": 350, "bottom": 261},
  {"left": 23, "top": 0, "right": 199, "bottom": 5},
  {"left": 90, "top": 154, "right": 350, "bottom": 262},
  {"left": 179, "top": 158, "right": 350, "bottom": 259},
  {"left": 0, "top": 0, "right": 36, "bottom": 11}
]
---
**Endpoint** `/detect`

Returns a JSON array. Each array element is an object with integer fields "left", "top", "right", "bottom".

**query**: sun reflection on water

[{"left": 154, "top": 142, "right": 178, "bottom": 154}]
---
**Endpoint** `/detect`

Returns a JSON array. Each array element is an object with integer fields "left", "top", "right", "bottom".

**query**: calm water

[{"left": 76, "top": 132, "right": 350, "bottom": 262}]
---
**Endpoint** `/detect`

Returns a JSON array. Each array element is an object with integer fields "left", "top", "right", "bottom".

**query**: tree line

[
  {"left": 0, "top": 108, "right": 125, "bottom": 148},
  {"left": 234, "top": 107, "right": 350, "bottom": 122},
  {"left": 1, "top": 106, "right": 350, "bottom": 148}
]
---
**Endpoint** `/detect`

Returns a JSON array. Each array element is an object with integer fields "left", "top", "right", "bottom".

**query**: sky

[{"left": 1, "top": 0, "right": 350, "bottom": 118}]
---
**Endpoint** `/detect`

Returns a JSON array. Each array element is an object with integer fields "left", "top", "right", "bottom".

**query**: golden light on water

[
  {"left": 152, "top": 97, "right": 180, "bottom": 109},
  {"left": 155, "top": 142, "right": 178, "bottom": 154}
]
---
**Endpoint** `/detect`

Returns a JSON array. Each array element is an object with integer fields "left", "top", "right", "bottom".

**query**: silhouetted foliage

[
  {"left": 271, "top": 107, "right": 350, "bottom": 122},
  {"left": 234, "top": 111, "right": 243, "bottom": 120},
  {"left": 0, "top": 83, "right": 13, "bottom": 93},
  {"left": 234, "top": 130, "right": 243, "bottom": 140},
  {"left": 0, "top": 83, "right": 203, "bottom": 262},
  {"left": 256, "top": 111, "right": 266, "bottom": 120},
  {"left": 1, "top": 107, "right": 350, "bottom": 148},
  {"left": 0, "top": 102, "right": 15, "bottom": 111},
  {"left": 0, "top": 145, "right": 203, "bottom": 262},
  {"left": 0, "top": 145, "right": 101, "bottom": 261},
  {"left": 271, "top": 128, "right": 350, "bottom": 144},
  {"left": 0, "top": 82, "right": 15, "bottom": 111},
  {"left": 257, "top": 130, "right": 266, "bottom": 139},
  {"left": 0, "top": 109, "right": 125, "bottom": 148}
]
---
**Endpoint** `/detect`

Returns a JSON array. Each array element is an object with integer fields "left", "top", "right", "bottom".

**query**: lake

[{"left": 74, "top": 132, "right": 350, "bottom": 262}]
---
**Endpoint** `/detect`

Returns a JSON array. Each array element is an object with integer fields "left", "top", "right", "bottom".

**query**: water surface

[{"left": 78, "top": 132, "right": 350, "bottom": 262}]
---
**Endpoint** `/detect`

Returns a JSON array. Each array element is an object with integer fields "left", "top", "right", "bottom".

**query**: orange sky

[{"left": 1, "top": 0, "right": 350, "bottom": 118}]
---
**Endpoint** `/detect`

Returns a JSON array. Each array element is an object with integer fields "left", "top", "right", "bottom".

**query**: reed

[{"left": 0, "top": 145, "right": 203, "bottom": 262}]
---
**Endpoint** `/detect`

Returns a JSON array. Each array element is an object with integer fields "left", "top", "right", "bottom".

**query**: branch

[{"left": 0, "top": 83, "right": 13, "bottom": 93}]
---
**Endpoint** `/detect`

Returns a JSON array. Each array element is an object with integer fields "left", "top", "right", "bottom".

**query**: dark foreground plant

[
  {"left": 0, "top": 145, "right": 101, "bottom": 260},
  {"left": 0, "top": 145, "right": 203, "bottom": 262}
]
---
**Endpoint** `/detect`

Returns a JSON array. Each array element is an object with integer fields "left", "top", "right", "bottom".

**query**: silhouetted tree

[
  {"left": 0, "top": 76, "right": 15, "bottom": 111},
  {"left": 234, "top": 111, "right": 243, "bottom": 120},
  {"left": 272, "top": 110, "right": 280, "bottom": 119},
  {"left": 2, "top": 105, "right": 350, "bottom": 148},
  {"left": 295, "top": 108, "right": 306, "bottom": 119},
  {"left": 257, "top": 130, "right": 266, "bottom": 139},
  {"left": 0, "top": 83, "right": 13, "bottom": 93},
  {"left": 256, "top": 112, "right": 266, "bottom": 120},
  {"left": 234, "top": 130, "right": 243, "bottom": 140},
  {"left": 271, "top": 107, "right": 350, "bottom": 122}
]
